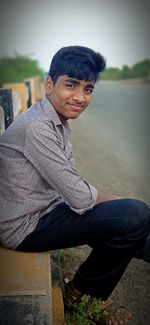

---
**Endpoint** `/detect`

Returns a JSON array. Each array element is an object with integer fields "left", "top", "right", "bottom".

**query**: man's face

[{"left": 45, "top": 75, "right": 95, "bottom": 120}]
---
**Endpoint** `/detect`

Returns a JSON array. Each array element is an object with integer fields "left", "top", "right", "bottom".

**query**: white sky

[{"left": 0, "top": 0, "right": 150, "bottom": 71}]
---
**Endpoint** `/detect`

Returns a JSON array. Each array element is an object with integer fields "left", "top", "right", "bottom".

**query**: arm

[{"left": 24, "top": 120, "right": 97, "bottom": 214}]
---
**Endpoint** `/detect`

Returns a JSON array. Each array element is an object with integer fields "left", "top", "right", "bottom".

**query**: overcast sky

[{"left": 0, "top": 0, "right": 150, "bottom": 71}]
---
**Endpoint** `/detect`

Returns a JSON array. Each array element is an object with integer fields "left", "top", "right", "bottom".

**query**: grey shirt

[{"left": 0, "top": 97, "right": 98, "bottom": 249}]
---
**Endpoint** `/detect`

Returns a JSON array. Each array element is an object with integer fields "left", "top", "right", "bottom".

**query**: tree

[
  {"left": 121, "top": 65, "right": 130, "bottom": 79},
  {"left": 130, "top": 59, "right": 150, "bottom": 78},
  {"left": 101, "top": 67, "right": 122, "bottom": 80},
  {"left": 0, "top": 55, "right": 45, "bottom": 84},
  {"left": 100, "top": 59, "right": 150, "bottom": 80}
]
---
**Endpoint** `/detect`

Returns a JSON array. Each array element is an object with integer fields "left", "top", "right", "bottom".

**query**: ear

[{"left": 45, "top": 76, "right": 54, "bottom": 96}]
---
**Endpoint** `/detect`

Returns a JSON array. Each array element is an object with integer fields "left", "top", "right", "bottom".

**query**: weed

[{"left": 65, "top": 295, "right": 110, "bottom": 325}]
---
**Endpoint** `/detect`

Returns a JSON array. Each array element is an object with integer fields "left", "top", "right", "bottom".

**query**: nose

[{"left": 72, "top": 88, "right": 85, "bottom": 102}]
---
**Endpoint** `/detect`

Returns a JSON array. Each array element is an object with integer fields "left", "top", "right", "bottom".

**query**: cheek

[
  {"left": 53, "top": 92, "right": 63, "bottom": 105},
  {"left": 55, "top": 89, "right": 68, "bottom": 101},
  {"left": 86, "top": 95, "right": 92, "bottom": 105}
]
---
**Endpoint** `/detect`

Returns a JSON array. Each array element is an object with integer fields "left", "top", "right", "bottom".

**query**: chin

[
  {"left": 69, "top": 116, "right": 79, "bottom": 119},
  {"left": 69, "top": 113, "right": 81, "bottom": 119}
]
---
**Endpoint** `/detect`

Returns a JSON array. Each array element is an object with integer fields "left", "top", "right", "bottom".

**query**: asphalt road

[
  {"left": 71, "top": 80, "right": 150, "bottom": 204},
  {"left": 70, "top": 80, "right": 150, "bottom": 325}
]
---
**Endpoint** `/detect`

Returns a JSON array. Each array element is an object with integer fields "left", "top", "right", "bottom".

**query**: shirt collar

[{"left": 41, "top": 97, "right": 71, "bottom": 134}]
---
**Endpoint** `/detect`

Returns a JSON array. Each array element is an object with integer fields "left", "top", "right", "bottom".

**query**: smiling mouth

[{"left": 68, "top": 103, "right": 84, "bottom": 111}]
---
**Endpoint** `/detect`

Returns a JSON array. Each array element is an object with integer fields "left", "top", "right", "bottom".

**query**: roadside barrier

[
  {"left": 0, "top": 88, "right": 14, "bottom": 133},
  {"left": 3, "top": 82, "right": 27, "bottom": 113},
  {"left": 24, "top": 76, "right": 43, "bottom": 105},
  {"left": 0, "top": 76, "right": 44, "bottom": 134}
]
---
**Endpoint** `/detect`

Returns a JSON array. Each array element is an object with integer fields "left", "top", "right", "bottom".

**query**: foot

[
  {"left": 78, "top": 296, "right": 132, "bottom": 325},
  {"left": 63, "top": 278, "right": 83, "bottom": 311},
  {"left": 63, "top": 278, "right": 132, "bottom": 325},
  {"left": 92, "top": 301, "right": 132, "bottom": 325},
  {"left": 105, "top": 307, "right": 132, "bottom": 325}
]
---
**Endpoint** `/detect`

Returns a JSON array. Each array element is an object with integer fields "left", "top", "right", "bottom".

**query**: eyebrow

[{"left": 65, "top": 78, "right": 95, "bottom": 88}]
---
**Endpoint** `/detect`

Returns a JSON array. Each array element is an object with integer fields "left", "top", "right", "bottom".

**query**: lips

[{"left": 68, "top": 103, "right": 84, "bottom": 111}]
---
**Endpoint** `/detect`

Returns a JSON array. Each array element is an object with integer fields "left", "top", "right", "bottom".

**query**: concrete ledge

[{"left": 0, "top": 246, "right": 53, "bottom": 324}]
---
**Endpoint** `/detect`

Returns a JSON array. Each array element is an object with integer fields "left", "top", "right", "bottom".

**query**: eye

[
  {"left": 65, "top": 83, "right": 75, "bottom": 88},
  {"left": 85, "top": 88, "right": 94, "bottom": 94}
]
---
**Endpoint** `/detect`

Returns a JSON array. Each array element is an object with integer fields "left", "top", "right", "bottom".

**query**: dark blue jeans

[{"left": 17, "top": 199, "right": 150, "bottom": 300}]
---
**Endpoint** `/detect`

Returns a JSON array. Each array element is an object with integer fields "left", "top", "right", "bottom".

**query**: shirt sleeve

[{"left": 24, "top": 120, "right": 98, "bottom": 214}]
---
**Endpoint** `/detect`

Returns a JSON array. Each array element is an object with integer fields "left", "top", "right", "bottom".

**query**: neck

[
  {"left": 57, "top": 112, "right": 68, "bottom": 125},
  {"left": 46, "top": 95, "right": 68, "bottom": 124}
]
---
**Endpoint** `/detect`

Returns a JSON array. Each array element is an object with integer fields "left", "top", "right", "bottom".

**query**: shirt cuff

[{"left": 70, "top": 183, "right": 98, "bottom": 215}]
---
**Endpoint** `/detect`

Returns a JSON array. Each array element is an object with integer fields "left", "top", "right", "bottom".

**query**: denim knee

[
  {"left": 126, "top": 199, "right": 150, "bottom": 237},
  {"left": 128, "top": 200, "right": 150, "bottom": 261},
  {"left": 133, "top": 199, "right": 150, "bottom": 227}
]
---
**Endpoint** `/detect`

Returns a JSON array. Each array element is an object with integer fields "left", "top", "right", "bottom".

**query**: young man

[{"left": 0, "top": 46, "right": 150, "bottom": 325}]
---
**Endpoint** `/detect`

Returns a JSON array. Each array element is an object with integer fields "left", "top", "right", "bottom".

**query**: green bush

[
  {"left": 101, "top": 59, "right": 150, "bottom": 80},
  {"left": 0, "top": 55, "right": 45, "bottom": 84}
]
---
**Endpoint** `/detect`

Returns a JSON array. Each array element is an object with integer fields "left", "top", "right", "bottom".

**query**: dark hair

[{"left": 48, "top": 45, "right": 106, "bottom": 83}]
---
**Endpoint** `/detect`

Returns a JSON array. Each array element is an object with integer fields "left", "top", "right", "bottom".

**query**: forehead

[{"left": 57, "top": 75, "right": 95, "bottom": 86}]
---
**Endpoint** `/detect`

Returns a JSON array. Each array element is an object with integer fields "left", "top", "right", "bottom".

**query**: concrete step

[{"left": 0, "top": 246, "right": 53, "bottom": 324}]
